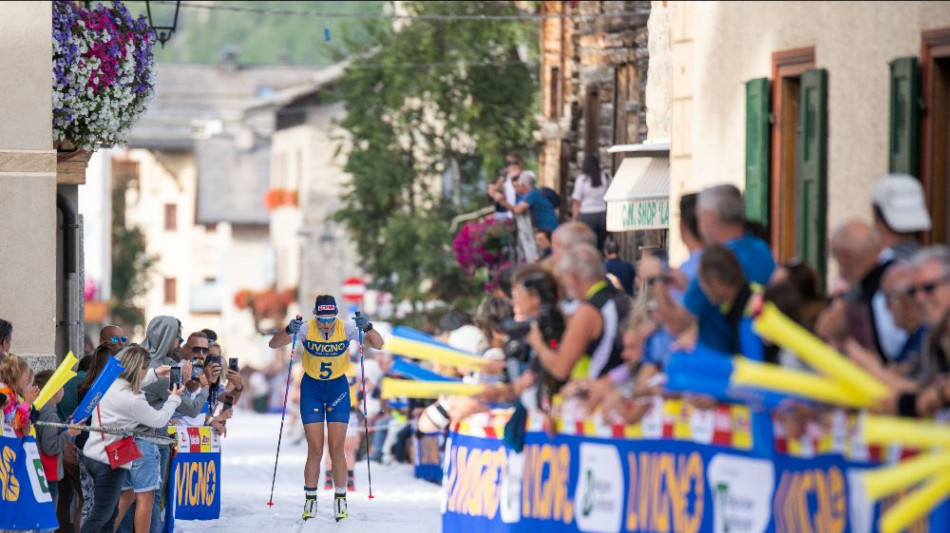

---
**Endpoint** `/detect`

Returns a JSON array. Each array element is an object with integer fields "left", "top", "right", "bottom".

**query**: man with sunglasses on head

[
  {"left": 99, "top": 324, "right": 127, "bottom": 348},
  {"left": 270, "top": 295, "right": 383, "bottom": 522}
]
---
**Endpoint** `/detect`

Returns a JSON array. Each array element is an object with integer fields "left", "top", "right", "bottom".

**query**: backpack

[{"left": 539, "top": 186, "right": 561, "bottom": 208}]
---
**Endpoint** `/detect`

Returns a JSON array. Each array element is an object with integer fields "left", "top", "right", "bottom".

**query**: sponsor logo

[
  {"left": 574, "top": 443, "right": 622, "bottom": 533},
  {"left": 303, "top": 340, "right": 348, "bottom": 356},
  {"left": 707, "top": 455, "right": 774, "bottom": 533},
  {"left": 316, "top": 305, "right": 337, "bottom": 313},
  {"left": 499, "top": 450, "right": 522, "bottom": 524},
  {"left": 0, "top": 446, "right": 20, "bottom": 502},
  {"left": 22, "top": 442, "right": 52, "bottom": 503}
]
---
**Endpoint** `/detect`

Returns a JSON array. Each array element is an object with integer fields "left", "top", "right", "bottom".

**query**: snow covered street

[{"left": 173, "top": 412, "right": 443, "bottom": 533}]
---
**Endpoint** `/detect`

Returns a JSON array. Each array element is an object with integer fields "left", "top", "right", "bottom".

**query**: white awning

[{"left": 604, "top": 156, "right": 670, "bottom": 231}]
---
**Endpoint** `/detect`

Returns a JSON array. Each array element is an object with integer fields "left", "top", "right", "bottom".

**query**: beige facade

[
  {"left": 120, "top": 149, "right": 271, "bottom": 365},
  {"left": 666, "top": 1, "right": 950, "bottom": 266},
  {"left": 0, "top": 2, "right": 57, "bottom": 364},
  {"left": 269, "top": 101, "right": 360, "bottom": 313}
]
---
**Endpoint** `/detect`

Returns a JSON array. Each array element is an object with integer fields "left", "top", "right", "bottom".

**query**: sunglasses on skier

[{"left": 316, "top": 316, "right": 335, "bottom": 324}]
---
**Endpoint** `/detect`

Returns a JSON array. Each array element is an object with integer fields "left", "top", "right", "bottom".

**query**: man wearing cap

[
  {"left": 269, "top": 295, "right": 383, "bottom": 522},
  {"left": 871, "top": 174, "right": 932, "bottom": 262}
]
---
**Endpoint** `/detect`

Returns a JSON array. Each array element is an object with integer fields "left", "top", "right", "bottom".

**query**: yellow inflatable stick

[
  {"left": 380, "top": 378, "right": 485, "bottom": 400},
  {"left": 862, "top": 452, "right": 950, "bottom": 501},
  {"left": 879, "top": 473, "right": 950, "bottom": 533},
  {"left": 386, "top": 336, "right": 488, "bottom": 371},
  {"left": 33, "top": 350, "right": 79, "bottom": 410},
  {"left": 731, "top": 358, "right": 872, "bottom": 408},
  {"left": 863, "top": 414, "right": 950, "bottom": 448},
  {"left": 753, "top": 303, "right": 889, "bottom": 401}
]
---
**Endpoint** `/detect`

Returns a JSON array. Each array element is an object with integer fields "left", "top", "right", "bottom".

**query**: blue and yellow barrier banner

[
  {"left": 414, "top": 432, "right": 443, "bottom": 483},
  {"left": 168, "top": 426, "right": 221, "bottom": 521},
  {"left": 0, "top": 433, "right": 58, "bottom": 530},
  {"left": 443, "top": 404, "right": 950, "bottom": 533}
]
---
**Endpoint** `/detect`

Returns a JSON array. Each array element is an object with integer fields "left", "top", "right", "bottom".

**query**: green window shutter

[
  {"left": 889, "top": 57, "right": 920, "bottom": 176},
  {"left": 796, "top": 68, "right": 828, "bottom": 275},
  {"left": 745, "top": 78, "right": 771, "bottom": 225}
]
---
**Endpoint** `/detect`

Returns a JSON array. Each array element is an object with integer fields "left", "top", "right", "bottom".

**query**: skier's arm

[{"left": 269, "top": 315, "right": 303, "bottom": 349}]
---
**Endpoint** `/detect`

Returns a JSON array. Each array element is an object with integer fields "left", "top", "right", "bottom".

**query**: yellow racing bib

[{"left": 302, "top": 318, "right": 351, "bottom": 380}]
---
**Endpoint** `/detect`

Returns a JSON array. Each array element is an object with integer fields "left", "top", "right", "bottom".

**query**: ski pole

[
  {"left": 267, "top": 317, "right": 300, "bottom": 507},
  {"left": 356, "top": 311, "right": 375, "bottom": 499}
]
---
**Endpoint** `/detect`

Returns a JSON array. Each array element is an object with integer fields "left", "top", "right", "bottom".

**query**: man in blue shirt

[
  {"left": 604, "top": 239, "right": 635, "bottom": 295},
  {"left": 652, "top": 184, "right": 775, "bottom": 354},
  {"left": 495, "top": 173, "right": 559, "bottom": 233}
]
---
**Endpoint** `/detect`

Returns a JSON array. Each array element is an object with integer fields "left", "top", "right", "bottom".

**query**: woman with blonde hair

[{"left": 81, "top": 344, "right": 180, "bottom": 533}]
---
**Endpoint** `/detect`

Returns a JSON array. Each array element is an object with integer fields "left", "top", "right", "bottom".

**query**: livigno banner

[{"left": 442, "top": 405, "right": 950, "bottom": 533}]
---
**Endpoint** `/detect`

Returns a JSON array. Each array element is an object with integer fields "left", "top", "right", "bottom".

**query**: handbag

[{"left": 96, "top": 406, "right": 142, "bottom": 469}]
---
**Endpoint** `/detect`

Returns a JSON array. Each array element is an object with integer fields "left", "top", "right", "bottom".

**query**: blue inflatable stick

[
  {"left": 70, "top": 356, "right": 124, "bottom": 422},
  {"left": 390, "top": 357, "right": 460, "bottom": 382}
]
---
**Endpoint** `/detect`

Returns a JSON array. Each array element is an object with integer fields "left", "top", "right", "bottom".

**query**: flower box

[{"left": 53, "top": 0, "right": 156, "bottom": 151}]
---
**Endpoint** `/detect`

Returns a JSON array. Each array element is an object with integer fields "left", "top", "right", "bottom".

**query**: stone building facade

[{"left": 537, "top": 1, "right": 652, "bottom": 199}]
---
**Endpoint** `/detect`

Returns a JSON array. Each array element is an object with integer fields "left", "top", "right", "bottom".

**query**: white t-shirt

[
  {"left": 571, "top": 172, "right": 610, "bottom": 213},
  {"left": 494, "top": 176, "right": 520, "bottom": 220}
]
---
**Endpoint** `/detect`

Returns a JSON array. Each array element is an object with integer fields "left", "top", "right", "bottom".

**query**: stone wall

[{"left": 538, "top": 1, "right": 651, "bottom": 200}]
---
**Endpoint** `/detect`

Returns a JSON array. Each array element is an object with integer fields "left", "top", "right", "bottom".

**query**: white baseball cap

[{"left": 871, "top": 174, "right": 932, "bottom": 232}]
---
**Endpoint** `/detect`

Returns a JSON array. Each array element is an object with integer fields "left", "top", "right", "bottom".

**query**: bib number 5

[{"left": 319, "top": 361, "right": 333, "bottom": 379}]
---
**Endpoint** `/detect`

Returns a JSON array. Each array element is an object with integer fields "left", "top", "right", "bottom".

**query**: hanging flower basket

[
  {"left": 452, "top": 215, "right": 513, "bottom": 273},
  {"left": 52, "top": 0, "right": 156, "bottom": 151}
]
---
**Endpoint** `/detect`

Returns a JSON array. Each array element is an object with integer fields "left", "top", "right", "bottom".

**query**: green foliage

[
  {"left": 110, "top": 182, "right": 156, "bottom": 328},
  {"left": 149, "top": 1, "right": 386, "bottom": 65},
  {"left": 333, "top": 1, "right": 538, "bottom": 313}
]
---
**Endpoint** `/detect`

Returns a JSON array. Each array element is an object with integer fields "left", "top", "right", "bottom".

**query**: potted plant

[{"left": 52, "top": 0, "right": 155, "bottom": 156}]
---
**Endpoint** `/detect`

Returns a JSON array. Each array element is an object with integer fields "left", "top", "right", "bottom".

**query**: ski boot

[
  {"left": 334, "top": 494, "right": 348, "bottom": 522},
  {"left": 302, "top": 496, "right": 317, "bottom": 521}
]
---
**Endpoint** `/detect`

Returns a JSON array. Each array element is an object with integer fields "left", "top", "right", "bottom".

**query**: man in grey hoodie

[{"left": 121, "top": 316, "right": 212, "bottom": 533}]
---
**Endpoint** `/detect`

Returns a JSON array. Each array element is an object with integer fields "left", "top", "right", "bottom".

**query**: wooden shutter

[
  {"left": 889, "top": 57, "right": 920, "bottom": 176},
  {"left": 795, "top": 69, "right": 828, "bottom": 275},
  {"left": 745, "top": 78, "right": 771, "bottom": 225}
]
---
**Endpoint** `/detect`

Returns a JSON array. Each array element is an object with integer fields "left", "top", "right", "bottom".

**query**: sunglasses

[
  {"left": 907, "top": 276, "right": 950, "bottom": 297},
  {"left": 505, "top": 160, "right": 520, "bottom": 167},
  {"left": 316, "top": 316, "right": 335, "bottom": 324},
  {"left": 190, "top": 346, "right": 210, "bottom": 355},
  {"left": 111, "top": 336, "right": 128, "bottom": 344}
]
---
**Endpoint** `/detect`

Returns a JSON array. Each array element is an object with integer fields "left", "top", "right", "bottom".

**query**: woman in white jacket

[{"left": 81, "top": 344, "right": 182, "bottom": 533}]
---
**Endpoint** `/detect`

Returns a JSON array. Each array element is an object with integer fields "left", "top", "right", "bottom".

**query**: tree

[
  {"left": 333, "top": 1, "right": 538, "bottom": 316},
  {"left": 110, "top": 174, "right": 156, "bottom": 328}
]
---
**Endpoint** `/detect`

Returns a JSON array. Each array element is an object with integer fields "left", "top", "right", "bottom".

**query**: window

[
  {"left": 613, "top": 64, "right": 639, "bottom": 171},
  {"left": 921, "top": 28, "right": 950, "bottom": 243},
  {"left": 549, "top": 66, "right": 560, "bottom": 120},
  {"left": 164, "top": 203, "right": 177, "bottom": 232},
  {"left": 584, "top": 87, "right": 601, "bottom": 156},
  {"left": 164, "top": 277, "right": 177, "bottom": 305},
  {"left": 769, "top": 47, "right": 816, "bottom": 263}
]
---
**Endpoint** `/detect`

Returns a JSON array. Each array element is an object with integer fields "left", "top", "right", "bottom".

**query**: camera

[
  {"left": 228, "top": 357, "right": 239, "bottom": 372},
  {"left": 500, "top": 305, "right": 565, "bottom": 363}
]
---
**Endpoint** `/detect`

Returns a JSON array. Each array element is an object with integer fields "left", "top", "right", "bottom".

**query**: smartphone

[
  {"left": 169, "top": 367, "right": 181, "bottom": 390},
  {"left": 192, "top": 363, "right": 204, "bottom": 380},
  {"left": 228, "top": 357, "right": 239, "bottom": 372}
]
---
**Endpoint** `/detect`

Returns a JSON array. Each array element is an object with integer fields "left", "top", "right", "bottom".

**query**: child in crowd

[
  {"left": 34, "top": 369, "right": 83, "bottom": 517},
  {"left": 0, "top": 354, "right": 38, "bottom": 437}
]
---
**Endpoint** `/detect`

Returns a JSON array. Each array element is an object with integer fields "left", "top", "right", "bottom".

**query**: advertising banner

[
  {"left": 0, "top": 433, "right": 58, "bottom": 531},
  {"left": 442, "top": 401, "right": 950, "bottom": 533},
  {"left": 168, "top": 425, "right": 222, "bottom": 521}
]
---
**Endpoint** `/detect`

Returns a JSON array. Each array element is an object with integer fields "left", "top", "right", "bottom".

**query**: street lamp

[{"left": 145, "top": 0, "right": 181, "bottom": 48}]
